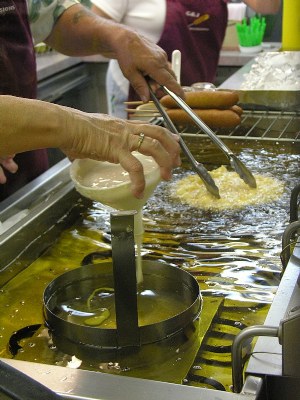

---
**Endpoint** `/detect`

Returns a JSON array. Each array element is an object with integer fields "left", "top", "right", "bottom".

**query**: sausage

[
  {"left": 160, "top": 90, "right": 239, "bottom": 110},
  {"left": 230, "top": 104, "right": 243, "bottom": 116},
  {"left": 166, "top": 108, "right": 241, "bottom": 128}
]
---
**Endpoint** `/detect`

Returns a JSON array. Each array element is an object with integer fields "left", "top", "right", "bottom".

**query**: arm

[
  {"left": 243, "top": 0, "right": 281, "bottom": 14},
  {"left": 0, "top": 95, "right": 180, "bottom": 198},
  {"left": 44, "top": 4, "right": 183, "bottom": 102},
  {"left": 0, "top": 157, "right": 18, "bottom": 184},
  {"left": 90, "top": 4, "right": 112, "bottom": 20}
]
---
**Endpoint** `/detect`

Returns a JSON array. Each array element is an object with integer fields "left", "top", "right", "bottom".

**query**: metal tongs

[
  {"left": 147, "top": 83, "right": 221, "bottom": 198},
  {"left": 148, "top": 82, "right": 257, "bottom": 197}
]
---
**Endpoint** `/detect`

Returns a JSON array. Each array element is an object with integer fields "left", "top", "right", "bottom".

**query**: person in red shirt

[{"left": 91, "top": 0, "right": 281, "bottom": 118}]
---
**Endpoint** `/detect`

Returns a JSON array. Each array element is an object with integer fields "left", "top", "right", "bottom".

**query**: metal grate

[{"left": 156, "top": 110, "right": 300, "bottom": 143}]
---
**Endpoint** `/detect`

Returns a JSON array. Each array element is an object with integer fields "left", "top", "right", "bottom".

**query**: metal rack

[{"left": 163, "top": 110, "right": 300, "bottom": 143}]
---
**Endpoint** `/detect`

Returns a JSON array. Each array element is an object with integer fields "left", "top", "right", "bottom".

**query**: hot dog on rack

[
  {"left": 160, "top": 90, "right": 239, "bottom": 110},
  {"left": 160, "top": 90, "right": 242, "bottom": 128},
  {"left": 166, "top": 108, "right": 242, "bottom": 128}
]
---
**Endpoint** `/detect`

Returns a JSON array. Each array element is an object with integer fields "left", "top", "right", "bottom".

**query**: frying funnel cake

[{"left": 172, "top": 166, "right": 284, "bottom": 210}]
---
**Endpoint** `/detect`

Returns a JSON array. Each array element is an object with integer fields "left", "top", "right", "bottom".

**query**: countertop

[
  {"left": 218, "top": 49, "right": 253, "bottom": 67},
  {"left": 36, "top": 43, "right": 281, "bottom": 88},
  {"left": 36, "top": 52, "right": 82, "bottom": 81},
  {"left": 219, "top": 42, "right": 281, "bottom": 67},
  {"left": 35, "top": 47, "right": 266, "bottom": 82},
  {"left": 219, "top": 62, "right": 253, "bottom": 90}
]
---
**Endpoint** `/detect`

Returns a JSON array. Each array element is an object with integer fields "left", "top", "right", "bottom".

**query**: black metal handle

[{"left": 111, "top": 211, "right": 140, "bottom": 348}]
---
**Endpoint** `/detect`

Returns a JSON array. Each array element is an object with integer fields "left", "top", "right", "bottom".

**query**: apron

[
  {"left": 0, "top": 0, "right": 48, "bottom": 200},
  {"left": 128, "top": 0, "right": 228, "bottom": 102}
]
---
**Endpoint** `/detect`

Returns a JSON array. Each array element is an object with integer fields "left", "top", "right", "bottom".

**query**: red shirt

[
  {"left": 0, "top": 0, "right": 48, "bottom": 200},
  {"left": 129, "top": 0, "right": 228, "bottom": 102}
]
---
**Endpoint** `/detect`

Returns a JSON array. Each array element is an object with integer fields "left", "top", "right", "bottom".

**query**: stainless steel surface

[
  {"left": 232, "top": 325, "right": 279, "bottom": 393},
  {"left": 0, "top": 158, "right": 81, "bottom": 285},
  {"left": 148, "top": 84, "right": 220, "bottom": 198},
  {"left": 241, "top": 376, "right": 263, "bottom": 397},
  {"left": 219, "top": 56, "right": 300, "bottom": 111},
  {"left": 238, "top": 90, "right": 300, "bottom": 112},
  {"left": 0, "top": 358, "right": 260, "bottom": 400},
  {"left": 245, "top": 241, "right": 300, "bottom": 380},
  {"left": 218, "top": 44, "right": 281, "bottom": 67},
  {"left": 36, "top": 52, "right": 81, "bottom": 81},
  {"left": 161, "top": 86, "right": 257, "bottom": 188},
  {"left": 37, "top": 55, "right": 109, "bottom": 116},
  {"left": 280, "top": 305, "right": 300, "bottom": 377},
  {"left": 0, "top": 359, "right": 61, "bottom": 400},
  {"left": 218, "top": 50, "right": 254, "bottom": 67},
  {"left": 37, "top": 63, "right": 89, "bottom": 103},
  {"left": 232, "top": 231, "right": 300, "bottom": 395},
  {"left": 281, "top": 220, "right": 300, "bottom": 269}
]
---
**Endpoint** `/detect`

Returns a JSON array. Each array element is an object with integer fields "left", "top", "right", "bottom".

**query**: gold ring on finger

[{"left": 137, "top": 132, "right": 145, "bottom": 152}]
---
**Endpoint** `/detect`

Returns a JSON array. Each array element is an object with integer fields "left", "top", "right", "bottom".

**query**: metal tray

[
  {"left": 238, "top": 89, "right": 300, "bottom": 111},
  {"left": 237, "top": 51, "right": 300, "bottom": 111}
]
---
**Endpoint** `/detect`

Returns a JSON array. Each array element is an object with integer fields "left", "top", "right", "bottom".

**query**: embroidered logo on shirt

[
  {"left": 186, "top": 12, "right": 210, "bottom": 31},
  {"left": 0, "top": 2, "right": 15, "bottom": 16}
]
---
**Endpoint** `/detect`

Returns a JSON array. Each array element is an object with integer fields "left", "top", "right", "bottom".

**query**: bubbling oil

[
  {"left": 0, "top": 141, "right": 299, "bottom": 390},
  {"left": 172, "top": 166, "right": 284, "bottom": 210}
]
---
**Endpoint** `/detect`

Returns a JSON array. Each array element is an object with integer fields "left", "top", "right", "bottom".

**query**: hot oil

[
  {"left": 0, "top": 140, "right": 299, "bottom": 390},
  {"left": 56, "top": 285, "right": 189, "bottom": 328}
]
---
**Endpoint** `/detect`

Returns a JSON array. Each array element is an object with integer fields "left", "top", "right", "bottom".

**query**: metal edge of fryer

[
  {"left": 0, "top": 154, "right": 299, "bottom": 400},
  {"left": 2, "top": 227, "right": 300, "bottom": 399}
]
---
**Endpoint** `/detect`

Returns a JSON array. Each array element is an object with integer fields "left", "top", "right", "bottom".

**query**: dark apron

[
  {"left": 0, "top": 0, "right": 48, "bottom": 200},
  {"left": 128, "top": 0, "right": 228, "bottom": 103}
]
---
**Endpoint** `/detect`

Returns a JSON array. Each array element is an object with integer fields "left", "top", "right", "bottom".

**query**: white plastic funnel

[
  {"left": 70, "top": 152, "right": 161, "bottom": 213},
  {"left": 70, "top": 153, "right": 161, "bottom": 284}
]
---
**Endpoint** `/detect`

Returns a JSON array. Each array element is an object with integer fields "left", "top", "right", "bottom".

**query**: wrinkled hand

[
  {"left": 45, "top": 5, "right": 184, "bottom": 103},
  {"left": 112, "top": 29, "right": 184, "bottom": 102},
  {"left": 62, "top": 112, "right": 181, "bottom": 199},
  {"left": 0, "top": 156, "right": 18, "bottom": 184}
]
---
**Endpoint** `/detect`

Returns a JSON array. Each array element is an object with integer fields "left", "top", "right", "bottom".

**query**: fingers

[
  {"left": 147, "top": 66, "right": 184, "bottom": 98},
  {"left": 118, "top": 150, "right": 145, "bottom": 199},
  {"left": 0, "top": 156, "right": 18, "bottom": 184},
  {"left": 1, "top": 157, "right": 18, "bottom": 174},
  {"left": 116, "top": 33, "right": 184, "bottom": 102},
  {"left": 63, "top": 111, "right": 181, "bottom": 199},
  {"left": 0, "top": 166, "right": 7, "bottom": 184},
  {"left": 130, "top": 124, "right": 181, "bottom": 182},
  {"left": 119, "top": 127, "right": 181, "bottom": 199},
  {"left": 114, "top": 123, "right": 181, "bottom": 199},
  {"left": 129, "top": 68, "right": 184, "bottom": 104}
]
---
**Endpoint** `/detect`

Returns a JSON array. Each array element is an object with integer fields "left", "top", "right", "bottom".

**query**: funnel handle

[{"left": 111, "top": 211, "right": 140, "bottom": 348}]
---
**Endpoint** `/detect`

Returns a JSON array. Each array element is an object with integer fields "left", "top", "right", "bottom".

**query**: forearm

[
  {"left": 44, "top": 3, "right": 182, "bottom": 102},
  {"left": 243, "top": 0, "right": 281, "bottom": 14},
  {"left": 0, "top": 96, "right": 69, "bottom": 155},
  {"left": 45, "top": 4, "right": 133, "bottom": 57}
]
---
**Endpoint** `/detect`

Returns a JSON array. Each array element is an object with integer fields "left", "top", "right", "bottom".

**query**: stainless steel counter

[
  {"left": 36, "top": 52, "right": 82, "bottom": 81},
  {"left": 219, "top": 62, "right": 253, "bottom": 90},
  {"left": 34, "top": 46, "right": 271, "bottom": 84},
  {"left": 219, "top": 43, "right": 281, "bottom": 67}
]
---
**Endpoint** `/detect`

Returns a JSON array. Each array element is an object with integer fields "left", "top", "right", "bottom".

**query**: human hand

[
  {"left": 62, "top": 112, "right": 181, "bottom": 199},
  {"left": 0, "top": 156, "right": 18, "bottom": 184},
  {"left": 110, "top": 29, "right": 185, "bottom": 102},
  {"left": 45, "top": 5, "right": 184, "bottom": 102}
]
